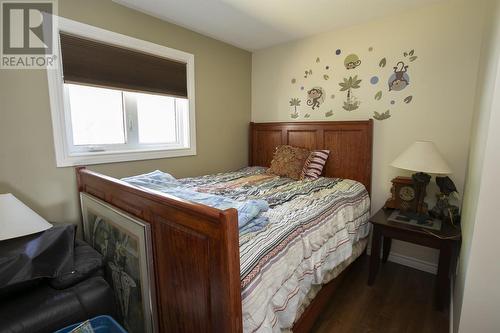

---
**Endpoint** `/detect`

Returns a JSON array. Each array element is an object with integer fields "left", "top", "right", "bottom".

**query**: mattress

[{"left": 125, "top": 167, "right": 371, "bottom": 332}]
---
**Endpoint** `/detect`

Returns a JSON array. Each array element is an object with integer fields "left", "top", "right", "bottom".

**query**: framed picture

[
  {"left": 388, "top": 209, "right": 442, "bottom": 231},
  {"left": 80, "top": 193, "right": 157, "bottom": 333}
]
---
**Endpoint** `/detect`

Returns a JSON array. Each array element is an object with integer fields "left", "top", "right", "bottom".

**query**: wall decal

[
  {"left": 404, "top": 49, "right": 414, "bottom": 57},
  {"left": 339, "top": 76, "right": 362, "bottom": 111},
  {"left": 373, "top": 110, "right": 391, "bottom": 120},
  {"left": 404, "top": 49, "right": 418, "bottom": 62},
  {"left": 344, "top": 54, "right": 361, "bottom": 69},
  {"left": 289, "top": 98, "right": 301, "bottom": 119},
  {"left": 284, "top": 47, "right": 418, "bottom": 121},
  {"left": 306, "top": 87, "right": 325, "bottom": 110},
  {"left": 388, "top": 61, "right": 410, "bottom": 91},
  {"left": 404, "top": 95, "right": 413, "bottom": 104},
  {"left": 343, "top": 96, "right": 361, "bottom": 111}
]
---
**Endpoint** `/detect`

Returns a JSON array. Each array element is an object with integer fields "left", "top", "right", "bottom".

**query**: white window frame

[{"left": 46, "top": 17, "right": 196, "bottom": 167}]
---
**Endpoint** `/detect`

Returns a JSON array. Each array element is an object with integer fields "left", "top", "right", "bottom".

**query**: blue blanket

[{"left": 122, "top": 171, "right": 269, "bottom": 233}]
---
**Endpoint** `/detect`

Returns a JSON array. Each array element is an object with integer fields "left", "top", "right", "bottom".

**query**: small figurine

[
  {"left": 430, "top": 176, "right": 460, "bottom": 224},
  {"left": 436, "top": 176, "right": 458, "bottom": 195}
]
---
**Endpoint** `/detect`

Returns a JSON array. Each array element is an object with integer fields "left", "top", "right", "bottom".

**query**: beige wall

[
  {"left": 252, "top": 0, "right": 485, "bottom": 265},
  {"left": 454, "top": 0, "right": 500, "bottom": 331},
  {"left": 0, "top": 0, "right": 251, "bottom": 227}
]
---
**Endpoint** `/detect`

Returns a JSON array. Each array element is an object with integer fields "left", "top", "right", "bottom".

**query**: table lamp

[
  {"left": 0, "top": 193, "right": 52, "bottom": 241},
  {"left": 385, "top": 141, "right": 452, "bottom": 219}
]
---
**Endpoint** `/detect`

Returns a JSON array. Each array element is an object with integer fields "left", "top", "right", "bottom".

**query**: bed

[{"left": 76, "top": 120, "right": 373, "bottom": 333}]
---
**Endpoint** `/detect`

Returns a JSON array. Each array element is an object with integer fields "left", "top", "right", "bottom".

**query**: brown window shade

[{"left": 59, "top": 33, "right": 188, "bottom": 98}]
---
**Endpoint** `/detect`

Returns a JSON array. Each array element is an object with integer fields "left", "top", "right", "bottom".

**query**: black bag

[{"left": 0, "top": 225, "right": 75, "bottom": 296}]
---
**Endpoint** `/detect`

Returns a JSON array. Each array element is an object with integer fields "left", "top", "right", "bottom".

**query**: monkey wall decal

[
  {"left": 388, "top": 61, "right": 410, "bottom": 91},
  {"left": 344, "top": 54, "right": 361, "bottom": 70},
  {"left": 306, "top": 87, "right": 325, "bottom": 110}
]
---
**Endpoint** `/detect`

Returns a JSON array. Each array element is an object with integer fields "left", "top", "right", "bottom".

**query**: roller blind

[{"left": 59, "top": 33, "right": 188, "bottom": 98}]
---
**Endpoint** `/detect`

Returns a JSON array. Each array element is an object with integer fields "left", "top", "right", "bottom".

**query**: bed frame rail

[{"left": 76, "top": 167, "right": 242, "bottom": 333}]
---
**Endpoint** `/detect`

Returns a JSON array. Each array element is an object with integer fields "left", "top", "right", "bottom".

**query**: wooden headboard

[{"left": 249, "top": 120, "right": 373, "bottom": 193}]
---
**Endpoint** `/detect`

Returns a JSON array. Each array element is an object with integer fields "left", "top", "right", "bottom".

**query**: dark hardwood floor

[{"left": 311, "top": 255, "right": 449, "bottom": 333}]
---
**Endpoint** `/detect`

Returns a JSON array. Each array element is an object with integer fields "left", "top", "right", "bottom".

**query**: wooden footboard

[{"left": 76, "top": 167, "right": 242, "bottom": 333}]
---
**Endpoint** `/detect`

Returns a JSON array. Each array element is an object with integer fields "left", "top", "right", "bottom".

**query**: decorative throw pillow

[
  {"left": 268, "top": 145, "right": 311, "bottom": 180},
  {"left": 300, "top": 150, "right": 330, "bottom": 180}
]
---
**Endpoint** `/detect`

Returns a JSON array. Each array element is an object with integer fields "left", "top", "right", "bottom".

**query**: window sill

[{"left": 56, "top": 146, "right": 196, "bottom": 167}]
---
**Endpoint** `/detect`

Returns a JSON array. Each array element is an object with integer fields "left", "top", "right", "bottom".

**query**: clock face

[{"left": 399, "top": 186, "right": 416, "bottom": 201}]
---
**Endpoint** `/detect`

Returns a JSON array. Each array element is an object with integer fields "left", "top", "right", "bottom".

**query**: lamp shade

[
  {"left": 391, "top": 141, "right": 452, "bottom": 175},
  {"left": 0, "top": 193, "right": 52, "bottom": 240}
]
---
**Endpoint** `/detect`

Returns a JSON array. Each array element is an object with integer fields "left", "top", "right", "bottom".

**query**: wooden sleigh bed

[{"left": 76, "top": 120, "right": 373, "bottom": 333}]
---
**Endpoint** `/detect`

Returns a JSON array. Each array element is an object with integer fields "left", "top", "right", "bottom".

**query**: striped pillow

[{"left": 300, "top": 150, "right": 330, "bottom": 180}]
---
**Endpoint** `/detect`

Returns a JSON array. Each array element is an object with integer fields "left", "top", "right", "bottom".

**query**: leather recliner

[{"left": 0, "top": 240, "right": 117, "bottom": 333}]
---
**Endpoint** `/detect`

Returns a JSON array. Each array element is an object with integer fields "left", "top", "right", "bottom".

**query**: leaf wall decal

[
  {"left": 379, "top": 58, "right": 386, "bottom": 67},
  {"left": 375, "top": 91, "right": 382, "bottom": 100},
  {"left": 373, "top": 110, "right": 391, "bottom": 120},
  {"left": 404, "top": 96, "right": 413, "bottom": 104},
  {"left": 410, "top": 56, "right": 418, "bottom": 62}
]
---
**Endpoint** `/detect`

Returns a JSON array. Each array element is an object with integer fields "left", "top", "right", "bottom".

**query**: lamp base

[{"left": 412, "top": 172, "right": 431, "bottom": 184}]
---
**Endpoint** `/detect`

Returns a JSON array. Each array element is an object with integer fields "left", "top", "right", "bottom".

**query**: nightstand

[{"left": 367, "top": 208, "right": 461, "bottom": 311}]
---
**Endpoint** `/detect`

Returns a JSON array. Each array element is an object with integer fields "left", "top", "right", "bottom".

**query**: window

[
  {"left": 47, "top": 18, "right": 195, "bottom": 167},
  {"left": 65, "top": 84, "right": 189, "bottom": 153}
]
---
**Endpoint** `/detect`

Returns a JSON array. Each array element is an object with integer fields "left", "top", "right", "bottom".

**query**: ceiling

[{"left": 113, "top": 0, "right": 444, "bottom": 51}]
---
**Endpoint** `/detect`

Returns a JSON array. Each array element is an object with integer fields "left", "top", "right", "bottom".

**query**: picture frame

[
  {"left": 80, "top": 193, "right": 157, "bottom": 333},
  {"left": 388, "top": 209, "right": 442, "bottom": 231}
]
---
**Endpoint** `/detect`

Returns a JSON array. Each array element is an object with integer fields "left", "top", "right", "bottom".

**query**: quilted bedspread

[{"left": 172, "top": 167, "right": 371, "bottom": 332}]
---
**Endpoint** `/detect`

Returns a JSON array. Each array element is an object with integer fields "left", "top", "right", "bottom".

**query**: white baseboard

[
  {"left": 387, "top": 252, "right": 438, "bottom": 275},
  {"left": 367, "top": 248, "right": 438, "bottom": 275}
]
